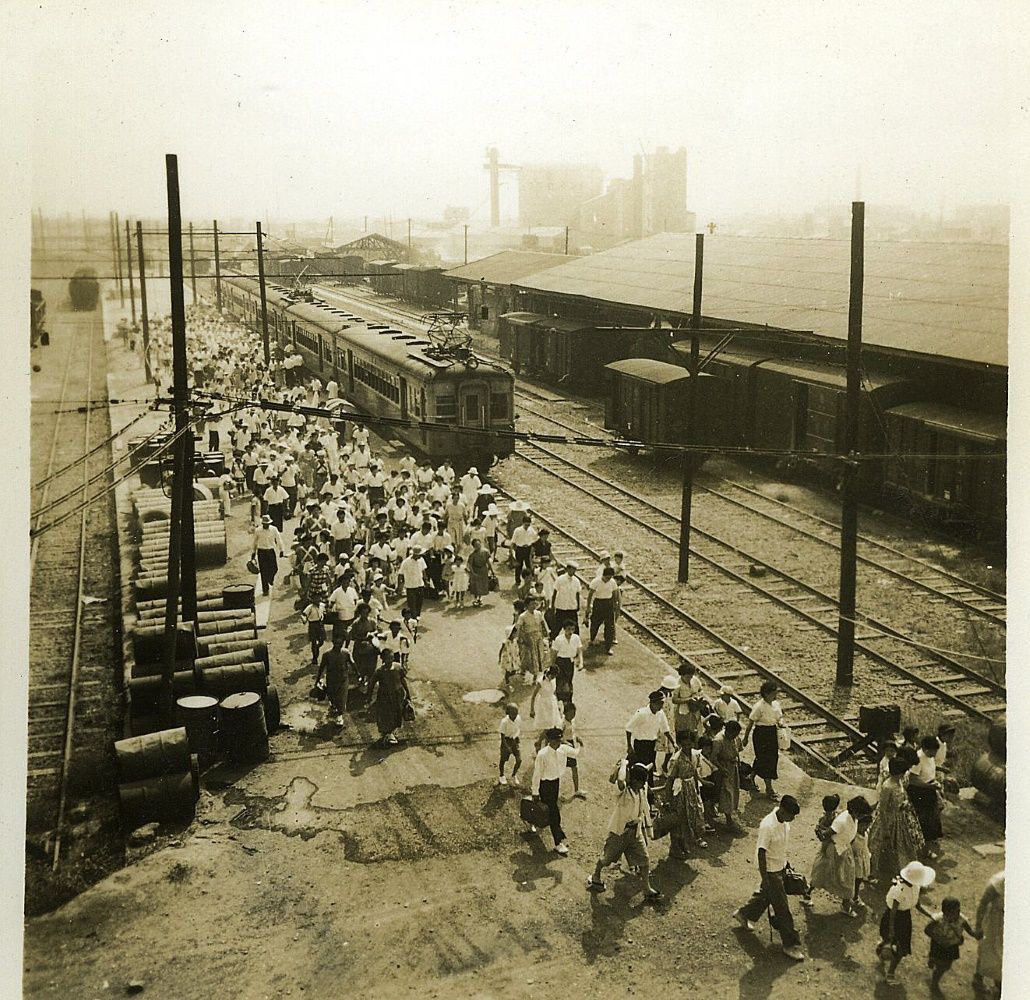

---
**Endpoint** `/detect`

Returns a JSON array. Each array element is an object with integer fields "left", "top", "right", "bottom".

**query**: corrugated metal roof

[
  {"left": 500, "top": 311, "right": 549, "bottom": 326},
  {"left": 886, "top": 401, "right": 1007, "bottom": 441},
  {"left": 514, "top": 234, "right": 1008, "bottom": 368},
  {"left": 605, "top": 358, "right": 693, "bottom": 385},
  {"left": 444, "top": 251, "right": 576, "bottom": 285},
  {"left": 757, "top": 359, "right": 908, "bottom": 391}
]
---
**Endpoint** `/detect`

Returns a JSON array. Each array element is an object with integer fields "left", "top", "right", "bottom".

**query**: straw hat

[
  {"left": 719, "top": 684, "right": 735, "bottom": 695},
  {"left": 900, "top": 861, "right": 936, "bottom": 887},
  {"left": 661, "top": 674, "right": 681, "bottom": 691},
  {"left": 260, "top": 514, "right": 271, "bottom": 524}
]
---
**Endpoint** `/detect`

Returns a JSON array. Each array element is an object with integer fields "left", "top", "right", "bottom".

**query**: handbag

[
  {"left": 777, "top": 725, "right": 792, "bottom": 751},
  {"left": 782, "top": 862, "right": 810, "bottom": 897},
  {"left": 520, "top": 796, "right": 551, "bottom": 828},
  {"left": 488, "top": 572, "right": 499, "bottom": 592},
  {"left": 247, "top": 557, "right": 259, "bottom": 575},
  {"left": 309, "top": 681, "right": 327, "bottom": 702},
  {"left": 651, "top": 806, "right": 677, "bottom": 840}
]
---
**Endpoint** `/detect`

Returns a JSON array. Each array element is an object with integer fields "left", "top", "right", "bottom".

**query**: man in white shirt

[
  {"left": 586, "top": 761, "right": 663, "bottom": 901},
  {"left": 510, "top": 515, "right": 539, "bottom": 586},
  {"left": 530, "top": 728, "right": 578, "bottom": 855},
  {"left": 550, "top": 621, "right": 584, "bottom": 709},
  {"left": 625, "top": 691, "right": 672, "bottom": 780},
  {"left": 550, "top": 562, "right": 582, "bottom": 638},
  {"left": 262, "top": 476, "right": 290, "bottom": 532},
  {"left": 733, "top": 796, "right": 805, "bottom": 960},
  {"left": 327, "top": 578, "right": 358, "bottom": 644},
  {"left": 399, "top": 545, "right": 427, "bottom": 618},
  {"left": 252, "top": 514, "right": 287, "bottom": 595},
  {"left": 586, "top": 565, "right": 619, "bottom": 655}
]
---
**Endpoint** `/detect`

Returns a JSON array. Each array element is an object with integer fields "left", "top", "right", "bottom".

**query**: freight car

[
  {"left": 221, "top": 275, "right": 514, "bottom": 469},
  {"left": 881, "top": 401, "right": 1006, "bottom": 537},
  {"left": 502, "top": 311, "right": 661, "bottom": 395},
  {"left": 603, "top": 359, "right": 721, "bottom": 455},
  {"left": 68, "top": 268, "right": 100, "bottom": 311}
]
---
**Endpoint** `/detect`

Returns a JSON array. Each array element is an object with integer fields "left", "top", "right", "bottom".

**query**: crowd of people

[{"left": 140, "top": 304, "right": 1001, "bottom": 996}]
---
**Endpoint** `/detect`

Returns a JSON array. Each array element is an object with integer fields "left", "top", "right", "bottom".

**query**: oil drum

[
  {"left": 197, "top": 661, "right": 267, "bottom": 700},
  {"left": 222, "top": 583, "right": 256, "bottom": 611},
  {"left": 987, "top": 717, "right": 1006, "bottom": 760},
  {"left": 175, "top": 695, "right": 220, "bottom": 758},
  {"left": 119, "top": 772, "right": 196, "bottom": 827},
  {"left": 115, "top": 727, "right": 191, "bottom": 783},
  {"left": 219, "top": 691, "right": 269, "bottom": 764},
  {"left": 970, "top": 750, "right": 1006, "bottom": 805}
]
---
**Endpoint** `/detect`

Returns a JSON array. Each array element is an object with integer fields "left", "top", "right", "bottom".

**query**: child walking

[
  {"left": 498, "top": 703, "right": 523, "bottom": 786},
  {"left": 802, "top": 793, "right": 841, "bottom": 908},
  {"left": 878, "top": 860, "right": 936, "bottom": 985},
  {"left": 451, "top": 555, "right": 469, "bottom": 607},
  {"left": 924, "top": 896, "right": 979, "bottom": 993},
  {"left": 561, "top": 702, "right": 586, "bottom": 799}
]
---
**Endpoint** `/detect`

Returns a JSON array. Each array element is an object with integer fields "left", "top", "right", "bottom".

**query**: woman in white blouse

[
  {"left": 906, "top": 735, "right": 943, "bottom": 860},
  {"left": 808, "top": 796, "right": 873, "bottom": 915},
  {"left": 742, "top": 680, "right": 784, "bottom": 800}
]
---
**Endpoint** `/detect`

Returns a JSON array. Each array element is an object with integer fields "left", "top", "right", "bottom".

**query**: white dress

[{"left": 532, "top": 675, "right": 563, "bottom": 730}]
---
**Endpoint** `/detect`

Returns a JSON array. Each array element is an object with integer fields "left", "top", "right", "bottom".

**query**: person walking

[
  {"left": 660, "top": 731, "right": 708, "bottom": 860},
  {"left": 550, "top": 619, "right": 583, "bottom": 710},
  {"left": 733, "top": 795, "right": 806, "bottom": 961},
  {"left": 808, "top": 795, "right": 873, "bottom": 916},
  {"left": 320, "top": 640, "right": 352, "bottom": 726},
  {"left": 550, "top": 562, "right": 582, "bottom": 638},
  {"left": 399, "top": 545, "right": 427, "bottom": 618},
  {"left": 529, "top": 664, "right": 564, "bottom": 736},
  {"left": 367, "top": 650, "right": 411, "bottom": 747},
  {"left": 530, "top": 727, "right": 578, "bottom": 856},
  {"left": 710, "top": 719, "right": 745, "bottom": 834},
  {"left": 868, "top": 756, "right": 925, "bottom": 881},
  {"left": 510, "top": 515, "right": 538, "bottom": 586},
  {"left": 466, "top": 538, "right": 492, "bottom": 607},
  {"left": 876, "top": 860, "right": 936, "bottom": 985},
  {"left": 625, "top": 690, "right": 672, "bottom": 780},
  {"left": 498, "top": 702, "right": 523, "bottom": 786},
  {"left": 742, "top": 680, "right": 784, "bottom": 800},
  {"left": 263, "top": 475, "right": 289, "bottom": 532},
  {"left": 586, "top": 760, "right": 663, "bottom": 901},
  {"left": 586, "top": 565, "right": 618, "bottom": 655},
  {"left": 252, "top": 514, "right": 286, "bottom": 595},
  {"left": 973, "top": 870, "right": 1004, "bottom": 998},
  {"left": 907, "top": 735, "right": 944, "bottom": 860}
]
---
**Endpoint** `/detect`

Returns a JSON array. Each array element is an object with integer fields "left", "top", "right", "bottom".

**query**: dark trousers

[
  {"left": 285, "top": 486, "right": 298, "bottom": 518},
  {"left": 424, "top": 553, "right": 442, "bottom": 594},
  {"left": 629, "top": 739, "right": 658, "bottom": 784},
  {"left": 208, "top": 429, "right": 219, "bottom": 452},
  {"left": 589, "top": 598, "right": 615, "bottom": 650},
  {"left": 514, "top": 545, "right": 533, "bottom": 584},
  {"left": 538, "top": 778, "right": 565, "bottom": 846},
  {"left": 333, "top": 537, "right": 352, "bottom": 560},
  {"left": 550, "top": 608, "right": 578, "bottom": 639},
  {"left": 267, "top": 503, "right": 285, "bottom": 532},
  {"left": 739, "top": 871, "right": 801, "bottom": 948},
  {"left": 256, "top": 548, "right": 278, "bottom": 594},
  {"left": 406, "top": 586, "right": 424, "bottom": 618}
]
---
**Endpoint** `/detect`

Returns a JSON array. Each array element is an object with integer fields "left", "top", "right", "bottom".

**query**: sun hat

[
  {"left": 662, "top": 674, "right": 681, "bottom": 690},
  {"left": 900, "top": 861, "right": 936, "bottom": 887},
  {"left": 719, "top": 684, "right": 735, "bottom": 695},
  {"left": 260, "top": 514, "right": 271, "bottom": 524}
]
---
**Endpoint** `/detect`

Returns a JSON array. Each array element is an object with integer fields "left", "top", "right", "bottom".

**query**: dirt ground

[{"left": 23, "top": 297, "right": 1005, "bottom": 999}]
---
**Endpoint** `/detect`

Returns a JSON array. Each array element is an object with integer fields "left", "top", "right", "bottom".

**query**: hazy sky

[{"left": 27, "top": 0, "right": 1020, "bottom": 226}]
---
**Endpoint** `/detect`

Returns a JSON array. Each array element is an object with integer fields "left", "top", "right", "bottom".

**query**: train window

[
  {"left": 435, "top": 394, "right": 458, "bottom": 422},
  {"left": 490, "top": 392, "right": 508, "bottom": 419}
]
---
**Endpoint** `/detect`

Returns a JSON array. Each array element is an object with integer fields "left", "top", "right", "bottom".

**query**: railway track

[
  {"left": 28, "top": 305, "right": 121, "bottom": 856},
  {"left": 512, "top": 392, "right": 1007, "bottom": 630}
]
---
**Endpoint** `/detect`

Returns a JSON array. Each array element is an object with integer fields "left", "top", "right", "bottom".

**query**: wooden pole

[
  {"left": 213, "top": 219, "right": 222, "bottom": 311},
  {"left": 135, "top": 221, "right": 152, "bottom": 383},
  {"left": 835, "top": 201, "right": 865, "bottom": 686},
  {"left": 464, "top": 224, "right": 469, "bottom": 265},
  {"left": 188, "top": 221, "right": 198, "bottom": 303},
  {"left": 36, "top": 208, "right": 45, "bottom": 252},
  {"left": 256, "top": 221, "right": 270, "bottom": 365},
  {"left": 125, "top": 220, "right": 136, "bottom": 326},
  {"left": 111, "top": 211, "right": 125, "bottom": 304},
  {"left": 678, "top": 233, "right": 704, "bottom": 583},
  {"left": 407, "top": 217, "right": 412, "bottom": 252},
  {"left": 565, "top": 226, "right": 569, "bottom": 255}
]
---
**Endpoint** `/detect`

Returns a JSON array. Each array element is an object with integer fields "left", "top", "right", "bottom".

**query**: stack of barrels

[
  {"left": 128, "top": 584, "right": 279, "bottom": 763},
  {"left": 133, "top": 487, "right": 228, "bottom": 600},
  {"left": 115, "top": 727, "right": 199, "bottom": 829}
]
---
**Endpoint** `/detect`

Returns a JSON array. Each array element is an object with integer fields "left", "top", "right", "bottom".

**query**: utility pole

[
  {"left": 36, "top": 209, "right": 45, "bottom": 252},
  {"left": 835, "top": 202, "right": 865, "bottom": 686},
  {"left": 364, "top": 214, "right": 368, "bottom": 233},
  {"left": 135, "top": 221, "right": 152, "bottom": 383},
  {"left": 678, "top": 233, "right": 704, "bottom": 583},
  {"left": 110, "top": 211, "right": 125, "bottom": 304},
  {"left": 188, "top": 221, "right": 198, "bottom": 303},
  {"left": 407, "top": 217, "right": 412, "bottom": 253},
  {"left": 565, "top": 226, "right": 570, "bottom": 255},
  {"left": 212, "top": 219, "right": 222, "bottom": 311},
  {"left": 464, "top": 224, "right": 469, "bottom": 265},
  {"left": 256, "top": 221, "right": 270, "bottom": 365},
  {"left": 125, "top": 219, "right": 136, "bottom": 326}
]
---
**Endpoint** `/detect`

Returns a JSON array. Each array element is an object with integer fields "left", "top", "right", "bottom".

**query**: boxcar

[
  {"left": 69, "top": 268, "right": 100, "bottom": 311},
  {"left": 498, "top": 311, "right": 544, "bottom": 362},
  {"left": 684, "top": 347, "right": 774, "bottom": 448},
  {"left": 881, "top": 401, "right": 1006, "bottom": 537},
  {"left": 604, "top": 359, "right": 721, "bottom": 453}
]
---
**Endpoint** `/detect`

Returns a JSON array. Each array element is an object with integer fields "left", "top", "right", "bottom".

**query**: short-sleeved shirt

[
  {"left": 749, "top": 699, "right": 783, "bottom": 726},
  {"left": 589, "top": 576, "right": 619, "bottom": 599},
  {"left": 510, "top": 525, "right": 538, "bottom": 548},
  {"left": 885, "top": 877, "right": 922, "bottom": 911},
  {"left": 755, "top": 810, "right": 791, "bottom": 872},
  {"left": 499, "top": 715, "right": 521, "bottom": 739},
  {"left": 399, "top": 556, "right": 426, "bottom": 589},
  {"left": 909, "top": 749, "right": 937, "bottom": 784},
  {"left": 552, "top": 574, "right": 582, "bottom": 610},
  {"left": 625, "top": 706, "right": 670, "bottom": 743},
  {"left": 829, "top": 810, "right": 859, "bottom": 856},
  {"left": 551, "top": 633, "right": 582, "bottom": 661}
]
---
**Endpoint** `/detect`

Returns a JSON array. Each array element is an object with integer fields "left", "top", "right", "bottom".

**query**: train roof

[
  {"left": 512, "top": 234, "right": 1008, "bottom": 369},
  {"left": 605, "top": 358, "right": 697, "bottom": 385},
  {"left": 756, "top": 358, "right": 908, "bottom": 391},
  {"left": 885, "top": 401, "right": 1006, "bottom": 442},
  {"left": 500, "top": 311, "right": 548, "bottom": 326}
]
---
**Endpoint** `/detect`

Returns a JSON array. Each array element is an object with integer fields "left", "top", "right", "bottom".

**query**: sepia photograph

[{"left": 9, "top": 1, "right": 1023, "bottom": 996}]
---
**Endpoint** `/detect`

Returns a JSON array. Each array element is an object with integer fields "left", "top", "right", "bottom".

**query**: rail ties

[{"left": 514, "top": 440, "right": 1005, "bottom": 729}]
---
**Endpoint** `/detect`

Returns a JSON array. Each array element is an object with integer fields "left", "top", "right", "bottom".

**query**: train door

[
  {"left": 399, "top": 376, "right": 409, "bottom": 420},
  {"left": 346, "top": 350, "right": 355, "bottom": 393},
  {"left": 460, "top": 380, "right": 488, "bottom": 429}
]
